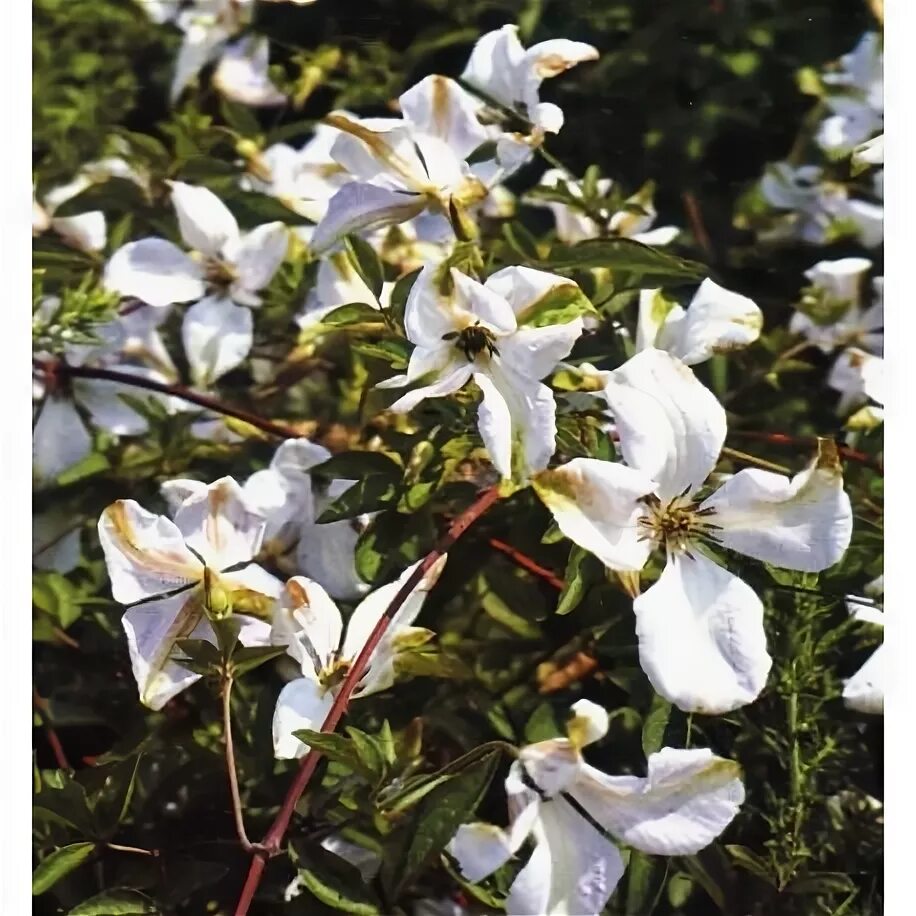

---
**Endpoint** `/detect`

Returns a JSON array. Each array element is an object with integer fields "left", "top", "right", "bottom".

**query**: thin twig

[
  {"left": 106, "top": 843, "right": 159, "bottom": 857},
  {"left": 222, "top": 677, "right": 264, "bottom": 854},
  {"left": 721, "top": 445, "right": 792, "bottom": 475},
  {"left": 34, "top": 359, "right": 304, "bottom": 441},
  {"left": 488, "top": 538, "right": 565, "bottom": 590},
  {"left": 729, "top": 431, "right": 883, "bottom": 475},
  {"left": 33, "top": 685, "right": 71, "bottom": 771},
  {"left": 232, "top": 485, "right": 501, "bottom": 916}
]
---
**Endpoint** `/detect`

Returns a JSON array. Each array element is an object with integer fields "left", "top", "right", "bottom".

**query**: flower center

[
  {"left": 204, "top": 258, "right": 239, "bottom": 291},
  {"left": 443, "top": 322, "right": 500, "bottom": 362},
  {"left": 637, "top": 493, "right": 721, "bottom": 555},
  {"left": 319, "top": 657, "right": 352, "bottom": 693}
]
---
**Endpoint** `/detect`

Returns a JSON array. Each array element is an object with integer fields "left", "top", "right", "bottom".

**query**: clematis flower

[
  {"left": 533, "top": 348, "right": 853, "bottom": 713},
  {"left": 842, "top": 576, "right": 884, "bottom": 715},
  {"left": 376, "top": 263, "right": 585, "bottom": 481},
  {"left": 852, "top": 133, "right": 884, "bottom": 171},
  {"left": 104, "top": 181, "right": 287, "bottom": 385},
  {"left": 449, "top": 700, "right": 744, "bottom": 915},
  {"left": 828, "top": 346, "right": 884, "bottom": 416},
  {"left": 529, "top": 170, "right": 679, "bottom": 246},
  {"left": 270, "top": 558, "right": 446, "bottom": 758},
  {"left": 213, "top": 36, "right": 286, "bottom": 107},
  {"left": 816, "top": 33, "right": 883, "bottom": 156},
  {"left": 790, "top": 259, "right": 882, "bottom": 354},
  {"left": 97, "top": 477, "right": 283, "bottom": 710},
  {"left": 460, "top": 25, "right": 598, "bottom": 137},
  {"left": 310, "top": 75, "right": 518, "bottom": 254},
  {"left": 635, "top": 280, "right": 762, "bottom": 365},
  {"left": 33, "top": 180, "right": 107, "bottom": 254}
]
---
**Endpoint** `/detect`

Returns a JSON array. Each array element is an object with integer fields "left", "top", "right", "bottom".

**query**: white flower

[
  {"left": 449, "top": 700, "right": 744, "bottom": 916},
  {"left": 213, "top": 36, "right": 286, "bottom": 107},
  {"left": 533, "top": 349, "right": 853, "bottom": 714},
  {"left": 790, "top": 259, "right": 882, "bottom": 354},
  {"left": 852, "top": 134, "right": 884, "bottom": 170},
  {"left": 817, "top": 33, "right": 883, "bottom": 155},
  {"left": 104, "top": 181, "right": 288, "bottom": 385},
  {"left": 828, "top": 347, "right": 884, "bottom": 415},
  {"left": 310, "top": 75, "right": 510, "bottom": 254},
  {"left": 635, "top": 280, "right": 762, "bottom": 364},
  {"left": 461, "top": 25, "right": 598, "bottom": 136},
  {"left": 377, "top": 263, "right": 585, "bottom": 481},
  {"left": 97, "top": 478, "right": 283, "bottom": 710},
  {"left": 843, "top": 577, "right": 884, "bottom": 715},
  {"left": 33, "top": 179, "right": 106, "bottom": 254},
  {"left": 270, "top": 558, "right": 446, "bottom": 758},
  {"left": 530, "top": 170, "right": 679, "bottom": 246}
]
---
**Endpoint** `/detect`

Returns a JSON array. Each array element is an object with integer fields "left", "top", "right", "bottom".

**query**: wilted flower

[
  {"left": 97, "top": 478, "right": 282, "bottom": 709},
  {"left": 449, "top": 700, "right": 744, "bottom": 915},
  {"left": 377, "top": 263, "right": 586, "bottom": 481},
  {"left": 534, "top": 349, "right": 853, "bottom": 713},
  {"left": 271, "top": 558, "right": 446, "bottom": 758}
]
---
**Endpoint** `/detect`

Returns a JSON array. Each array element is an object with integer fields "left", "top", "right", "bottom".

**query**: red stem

[
  {"left": 35, "top": 359, "right": 304, "bottom": 441},
  {"left": 232, "top": 485, "right": 501, "bottom": 915},
  {"left": 729, "top": 430, "right": 882, "bottom": 475},
  {"left": 33, "top": 686, "right": 71, "bottom": 771},
  {"left": 488, "top": 538, "right": 564, "bottom": 590}
]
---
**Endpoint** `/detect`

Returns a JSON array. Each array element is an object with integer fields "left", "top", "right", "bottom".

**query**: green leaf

[
  {"left": 383, "top": 751, "right": 499, "bottom": 898},
  {"left": 725, "top": 845, "right": 775, "bottom": 884},
  {"left": 556, "top": 545, "right": 598, "bottom": 616},
  {"left": 386, "top": 268, "right": 420, "bottom": 331},
  {"left": 32, "top": 842, "right": 95, "bottom": 895},
  {"left": 344, "top": 235, "right": 385, "bottom": 300},
  {"left": 57, "top": 452, "right": 110, "bottom": 486},
  {"left": 93, "top": 754, "right": 144, "bottom": 837},
  {"left": 33, "top": 572, "right": 82, "bottom": 628},
  {"left": 312, "top": 450, "right": 403, "bottom": 480},
  {"left": 626, "top": 852, "right": 668, "bottom": 915},
  {"left": 641, "top": 694, "right": 672, "bottom": 758},
  {"left": 539, "top": 238, "right": 706, "bottom": 288},
  {"left": 291, "top": 838, "right": 384, "bottom": 915},
  {"left": 344, "top": 727, "right": 387, "bottom": 780},
  {"left": 351, "top": 339, "right": 411, "bottom": 369},
  {"left": 173, "top": 638, "right": 221, "bottom": 675},
  {"left": 292, "top": 729, "right": 374, "bottom": 779},
  {"left": 785, "top": 872, "right": 857, "bottom": 895},
  {"left": 313, "top": 452, "right": 404, "bottom": 523},
  {"left": 515, "top": 282, "right": 597, "bottom": 328},
  {"left": 502, "top": 222, "right": 540, "bottom": 260},
  {"left": 230, "top": 644, "right": 287, "bottom": 677},
  {"left": 480, "top": 588, "right": 543, "bottom": 638},
  {"left": 34, "top": 775, "right": 97, "bottom": 835},
  {"left": 68, "top": 889, "right": 158, "bottom": 915},
  {"left": 321, "top": 302, "right": 386, "bottom": 328}
]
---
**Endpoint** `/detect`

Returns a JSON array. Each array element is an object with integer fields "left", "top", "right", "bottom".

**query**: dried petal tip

[{"left": 816, "top": 438, "right": 842, "bottom": 473}]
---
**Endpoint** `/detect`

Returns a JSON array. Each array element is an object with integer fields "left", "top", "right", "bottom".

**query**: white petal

[
  {"left": 699, "top": 446, "right": 853, "bottom": 572},
  {"left": 104, "top": 239, "right": 204, "bottom": 307},
  {"left": 461, "top": 26, "right": 527, "bottom": 112},
  {"left": 51, "top": 212, "right": 107, "bottom": 253},
  {"left": 804, "top": 257, "right": 872, "bottom": 303},
  {"left": 497, "top": 321, "right": 584, "bottom": 380},
  {"left": 635, "top": 289, "right": 678, "bottom": 353},
  {"left": 506, "top": 799, "right": 624, "bottom": 916},
  {"left": 32, "top": 396, "right": 92, "bottom": 483},
  {"left": 98, "top": 500, "right": 203, "bottom": 604},
  {"left": 473, "top": 371, "right": 513, "bottom": 479},
  {"left": 170, "top": 21, "right": 231, "bottom": 103},
  {"left": 601, "top": 348, "right": 726, "bottom": 500},
  {"left": 310, "top": 182, "right": 427, "bottom": 255},
  {"left": 182, "top": 295, "right": 254, "bottom": 386},
  {"left": 517, "top": 738, "right": 582, "bottom": 797},
  {"left": 297, "top": 517, "right": 372, "bottom": 601},
  {"left": 160, "top": 478, "right": 209, "bottom": 515},
  {"left": 213, "top": 37, "right": 286, "bottom": 107},
  {"left": 484, "top": 266, "right": 583, "bottom": 321},
  {"left": 449, "top": 824, "right": 516, "bottom": 883},
  {"left": 122, "top": 590, "right": 204, "bottom": 710},
  {"left": 567, "top": 699, "right": 609, "bottom": 749},
  {"left": 398, "top": 75, "right": 490, "bottom": 159},
  {"left": 659, "top": 279, "right": 763, "bottom": 365},
  {"left": 270, "top": 576, "right": 344, "bottom": 675},
  {"left": 631, "top": 226, "right": 680, "bottom": 246},
  {"left": 386, "top": 361, "right": 473, "bottom": 414},
  {"left": 343, "top": 556, "right": 447, "bottom": 695},
  {"left": 168, "top": 181, "right": 239, "bottom": 257},
  {"left": 312, "top": 251, "right": 380, "bottom": 312},
  {"left": 532, "top": 457, "right": 656, "bottom": 572},
  {"left": 173, "top": 476, "right": 265, "bottom": 570},
  {"left": 225, "top": 222, "right": 288, "bottom": 296},
  {"left": 33, "top": 509, "right": 82, "bottom": 574},
  {"left": 572, "top": 747, "right": 744, "bottom": 854},
  {"left": 843, "top": 643, "right": 884, "bottom": 715},
  {"left": 634, "top": 554, "right": 771, "bottom": 714},
  {"left": 73, "top": 378, "right": 148, "bottom": 436},
  {"left": 272, "top": 677, "right": 335, "bottom": 759}
]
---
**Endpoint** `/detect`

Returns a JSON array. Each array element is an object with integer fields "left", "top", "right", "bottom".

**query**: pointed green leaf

[{"left": 33, "top": 842, "right": 95, "bottom": 895}]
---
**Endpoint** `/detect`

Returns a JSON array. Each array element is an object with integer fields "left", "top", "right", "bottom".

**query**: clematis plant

[
  {"left": 842, "top": 577, "right": 884, "bottom": 715},
  {"left": 270, "top": 558, "right": 446, "bottom": 758},
  {"left": 534, "top": 348, "right": 853, "bottom": 713},
  {"left": 828, "top": 346, "right": 884, "bottom": 417},
  {"left": 104, "top": 181, "right": 288, "bottom": 385},
  {"left": 377, "top": 262, "right": 587, "bottom": 482},
  {"left": 449, "top": 700, "right": 744, "bottom": 915},
  {"left": 212, "top": 36, "right": 287, "bottom": 107},
  {"left": 97, "top": 477, "right": 282, "bottom": 710}
]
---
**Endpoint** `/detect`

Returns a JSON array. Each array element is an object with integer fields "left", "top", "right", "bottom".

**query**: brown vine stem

[
  {"left": 33, "top": 685, "right": 71, "bottom": 771},
  {"left": 33, "top": 359, "right": 304, "bottom": 441},
  {"left": 232, "top": 484, "right": 502, "bottom": 916}
]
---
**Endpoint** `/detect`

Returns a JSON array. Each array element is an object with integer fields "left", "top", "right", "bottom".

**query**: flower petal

[
  {"left": 104, "top": 238, "right": 204, "bottom": 308},
  {"left": 160, "top": 479, "right": 209, "bottom": 515},
  {"left": 484, "top": 265, "right": 584, "bottom": 321},
  {"left": 497, "top": 321, "right": 584, "bottom": 381},
  {"left": 168, "top": 181, "right": 239, "bottom": 257},
  {"left": 270, "top": 576, "right": 344, "bottom": 676},
  {"left": 449, "top": 823, "right": 517, "bottom": 883},
  {"left": 532, "top": 457, "right": 656, "bottom": 572},
  {"left": 699, "top": 443, "right": 853, "bottom": 572},
  {"left": 601, "top": 348, "right": 726, "bottom": 500},
  {"left": 843, "top": 643, "right": 884, "bottom": 715},
  {"left": 33, "top": 396, "right": 92, "bottom": 484},
  {"left": 51, "top": 212, "right": 106, "bottom": 253},
  {"left": 473, "top": 371, "right": 513, "bottom": 479},
  {"left": 73, "top": 378, "right": 148, "bottom": 436},
  {"left": 297, "top": 515, "right": 372, "bottom": 601},
  {"left": 634, "top": 553, "right": 771, "bottom": 714},
  {"left": 173, "top": 476, "right": 265, "bottom": 571},
  {"left": 225, "top": 222, "right": 288, "bottom": 298},
  {"left": 98, "top": 500, "right": 202, "bottom": 604},
  {"left": 182, "top": 295, "right": 254, "bottom": 386},
  {"left": 122, "top": 590, "right": 204, "bottom": 710},
  {"left": 213, "top": 37, "right": 287, "bottom": 107},
  {"left": 273, "top": 677, "right": 335, "bottom": 759},
  {"left": 170, "top": 21, "right": 231, "bottom": 103},
  {"left": 310, "top": 182, "right": 427, "bottom": 255},
  {"left": 386, "top": 361, "right": 473, "bottom": 414},
  {"left": 33, "top": 509, "right": 82, "bottom": 574},
  {"left": 572, "top": 747, "right": 744, "bottom": 854}
]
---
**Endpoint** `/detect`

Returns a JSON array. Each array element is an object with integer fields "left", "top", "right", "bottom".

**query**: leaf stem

[
  {"left": 222, "top": 676, "right": 264, "bottom": 855},
  {"left": 232, "top": 485, "right": 501, "bottom": 916},
  {"left": 33, "top": 685, "right": 71, "bottom": 771}
]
